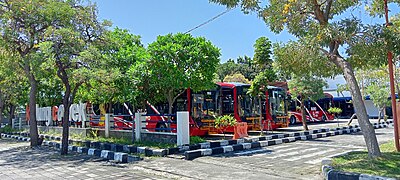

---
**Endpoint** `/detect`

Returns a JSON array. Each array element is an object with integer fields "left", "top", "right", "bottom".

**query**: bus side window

[{"left": 146, "top": 105, "right": 156, "bottom": 115}]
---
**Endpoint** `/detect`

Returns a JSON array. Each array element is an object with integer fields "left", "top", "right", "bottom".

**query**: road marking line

[
  {"left": 234, "top": 149, "right": 271, "bottom": 155},
  {"left": 300, "top": 142, "right": 365, "bottom": 149},
  {"left": 284, "top": 149, "right": 337, "bottom": 162},
  {"left": 264, "top": 147, "right": 319, "bottom": 159}
]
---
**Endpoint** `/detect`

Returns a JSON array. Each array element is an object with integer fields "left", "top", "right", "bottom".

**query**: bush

[
  {"left": 215, "top": 115, "right": 237, "bottom": 129},
  {"left": 328, "top": 107, "right": 342, "bottom": 115},
  {"left": 1, "top": 125, "right": 19, "bottom": 133},
  {"left": 190, "top": 136, "right": 206, "bottom": 144}
]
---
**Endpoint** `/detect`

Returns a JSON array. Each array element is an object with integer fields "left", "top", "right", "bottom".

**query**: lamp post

[{"left": 384, "top": 0, "right": 400, "bottom": 151}]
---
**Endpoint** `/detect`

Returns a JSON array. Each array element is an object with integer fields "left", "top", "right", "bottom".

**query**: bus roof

[{"left": 217, "top": 82, "right": 250, "bottom": 88}]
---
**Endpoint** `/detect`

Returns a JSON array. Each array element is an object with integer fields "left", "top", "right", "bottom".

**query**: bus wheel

[
  {"left": 322, "top": 116, "right": 327, "bottom": 122},
  {"left": 290, "top": 116, "right": 297, "bottom": 125}
]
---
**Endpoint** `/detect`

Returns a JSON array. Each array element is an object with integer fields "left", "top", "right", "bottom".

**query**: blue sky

[
  {"left": 92, "top": 1, "right": 399, "bottom": 91},
  {"left": 92, "top": 0, "right": 295, "bottom": 62},
  {"left": 92, "top": 1, "right": 399, "bottom": 64}
]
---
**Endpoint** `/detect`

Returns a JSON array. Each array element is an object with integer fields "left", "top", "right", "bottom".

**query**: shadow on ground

[{"left": 0, "top": 139, "right": 133, "bottom": 170}]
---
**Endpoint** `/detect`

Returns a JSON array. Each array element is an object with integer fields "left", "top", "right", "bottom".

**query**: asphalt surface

[{"left": 0, "top": 119, "right": 396, "bottom": 180}]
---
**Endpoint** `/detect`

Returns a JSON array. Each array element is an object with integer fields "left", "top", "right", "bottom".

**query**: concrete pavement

[{"left": 0, "top": 119, "right": 395, "bottom": 180}]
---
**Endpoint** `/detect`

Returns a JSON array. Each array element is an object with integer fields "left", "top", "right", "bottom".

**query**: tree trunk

[
  {"left": 378, "top": 107, "right": 382, "bottom": 123},
  {"left": 259, "top": 96, "right": 263, "bottom": 133},
  {"left": 383, "top": 106, "right": 387, "bottom": 121},
  {"left": 8, "top": 105, "right": 15, "bottom": 127},
  {"left": 332, "top": 57, "right": 381, "bottom": 157},
  {"left": 0, "top": 103, "right": 4, "bottom": 127},
  {"left": 0, "top": 96, "right": 4, "bottom": 126},
  {"left": 300, "top": 101, "right": 309, "bottom": 131},
  {"left": 167, "top": 95, "right": 173, "bottom": 130},
  {"left": 23, "top": 59, "right": 39, "bottom": 147},
  {"left": 29, "top": 79, "right": 39, "bottom": 146},
  {"left": 61, "top": 83, "right": 71, "bottom": 155}
]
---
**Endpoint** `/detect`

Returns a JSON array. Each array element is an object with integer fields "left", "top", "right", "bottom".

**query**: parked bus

[
  {"left": 332, "top": 97, "right": 354, "bottom": 118},
  {"left": 288, "top": 93, "right": 335, "bottom": 125},
  {"left": 146, "top": 82, "right": 289, "bottom": 135},
  {"left": 332, "top": 96, "right": 393, "bottom": 119},
  {"left": 88, "top": 82, "right": 289, "bottom": 136}
]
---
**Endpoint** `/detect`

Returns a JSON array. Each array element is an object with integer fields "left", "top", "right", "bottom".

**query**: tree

[
  {"left": 209, "top": 0, "right": 396, "bottom": 157},
  {"left": 288, "top": 75, "right": 328, "bottom": 130},
  {"left": 249, "top": 37, "right": 276, "bottom": 132},
  {"left": 249, "top": 36, "right": 277, "bottom": 96},
  {"left": 77, "top": 28, "right": 147, "bottom": 109},
  {"left": 253, "top": 37, "right": 273, "bottom": 69},
  {"left": 0, "top": 0, "right": 81, "bottom": 146},
  {"left": 218, "top": 56, "right": 261, "bottom": 81},
  {"left": 0, "top": 44, "right": 28, "bottom": 126},
  {"left": 364, "top": 67, "right": 391, "bottom": 122},
  {"left": 39, "top": 1, "right": 109, "bottom": 155},
  {"left": 367, "top": 84, "right": 390, "bottom": 122},
  {"left": 223, "top": 73, "right": 250, "bottom": 83},
  {"left": 217, "top": 59, "right": 238, "bottom": 81},
  {"left": 144, "top": 33, "right": 220, "bottom": 118}
]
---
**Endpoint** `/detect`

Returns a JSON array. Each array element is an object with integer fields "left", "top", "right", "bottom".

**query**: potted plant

[
  {"left": 215, "top": 115, "right": 237, "bottom": 139},
  {"left": 328, "top": 107, "right": 342, "bottom": 127}
]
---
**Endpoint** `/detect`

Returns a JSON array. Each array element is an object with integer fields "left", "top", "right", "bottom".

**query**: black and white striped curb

[
  {"left": 321, "top": 151, "right": 396, "bottom": 180},
  {"left": 1, "top": 133, "right": 31, "bottom": 141},
  {"left": 180, "top": 128, "right": 331, "bottom": 153},
  {"left": 8, "top": 132, "right": 170, "bottom": 157},
  {"left": 322, "top": 165, "right": 396, "bottom": 180},
  {"left": 184, "top": 121, "right": 395, "bottom": 160},
  {"left": 1, "top": 133, "right": 141, "bottom": 163}
]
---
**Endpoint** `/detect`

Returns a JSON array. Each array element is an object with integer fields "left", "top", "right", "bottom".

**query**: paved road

[
  {"left": 0, "top": 139, "right": 166, "bottom": 180},
  {"left": 139, "top": 126, "right": 394, "bottom": 180},
  {"left": 0, "top": 120, "right": 395, "bottom": 180}
]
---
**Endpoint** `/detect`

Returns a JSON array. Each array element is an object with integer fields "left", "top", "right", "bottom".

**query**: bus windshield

[
  {"left": 238, "top": 94, "right": 261, "bottom": 117},
  {"left": 192, "top": 90, "right": 218, "bottom": 119},
  {"left": 237, "top": 86, "right": 261, "bottom": 117},
  {"left": 220, "top": 88, "right": 234, "bottom": 115},
  {"left": 270, "top": 89, "right": 287, "bottom": 117}
]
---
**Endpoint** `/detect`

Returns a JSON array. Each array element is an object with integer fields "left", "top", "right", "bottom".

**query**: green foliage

[
  {"left": 362, "top": 67, "right": 391, "bottom": 110},
  {"left": 77, "top": 28, "right": 147, "bottom": 105},
  {"left": 136, "top": 33, "right": 220, "bottom": 111},
  {"left": 332, "top": 141, "right": 400, "bottom": 179},
  {"left": 273, "top": 41, "right": 339, "bottom": 78},
  {"left": 39, "top": 130, "right": 176, "bottom": 149},
  {"left": 218, "top": 56, "right": 261, "bottom": 82},
  {"left": 366, "top": 84, "right": 391, "bottom": 109},
  {"left": 288, "top": 75, "right": 328, "bottom": 102},
  {"left": 190, "top": 136, "right": 206, "bottom": 144},
  {"left": 249, "top": 36, "right": 277, "bottom": 96},
  {"left": 215, "top": 115, "right": 237, "bottom": 129},
  {"left": 0, "top": 47, "right": 29, "bottom": 107},
  {"left": 133, "top": 140, "right": 176, "bottom": 149},
  {"left": 253, "top": 37, "right": 273, "bottom": 68},
  {"left": 248, "top": 69, "right": 277, "bottom": 96},
  {"left": 0, "top": 125, "right": 19, "bottom": 133},
  {"left": 328, "top": 107, "right": 343, "bottom": 115},
  {"left": 223, "top": 73, "right": 250, "bottom": 83},
  {"left": 88, "top": 129, "right": 99, "bottom": 139},
  {"left": 210, "top": 0, "right": 396, "bottom": 157}
]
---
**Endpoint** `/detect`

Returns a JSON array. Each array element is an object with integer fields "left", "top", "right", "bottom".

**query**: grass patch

[
  {"left": 190, "top": 136, "right": 206, "bottom": 144},
  {"left": 133, "top": 140, "right": 176, "bottom": 149},
  {"left": 38, "top": 129, "right": 176, "bottom": 149},
  {"left": 332, "top": 141, "right": 400, "bottom": 179},
  {"left": 1, "top": 125, "right": 22, "bottom": 133}
]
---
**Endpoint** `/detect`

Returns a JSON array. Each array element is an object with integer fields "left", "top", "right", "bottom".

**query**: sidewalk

[{"left": 0, "top": 139, "right": 162, "bottom": 180}]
